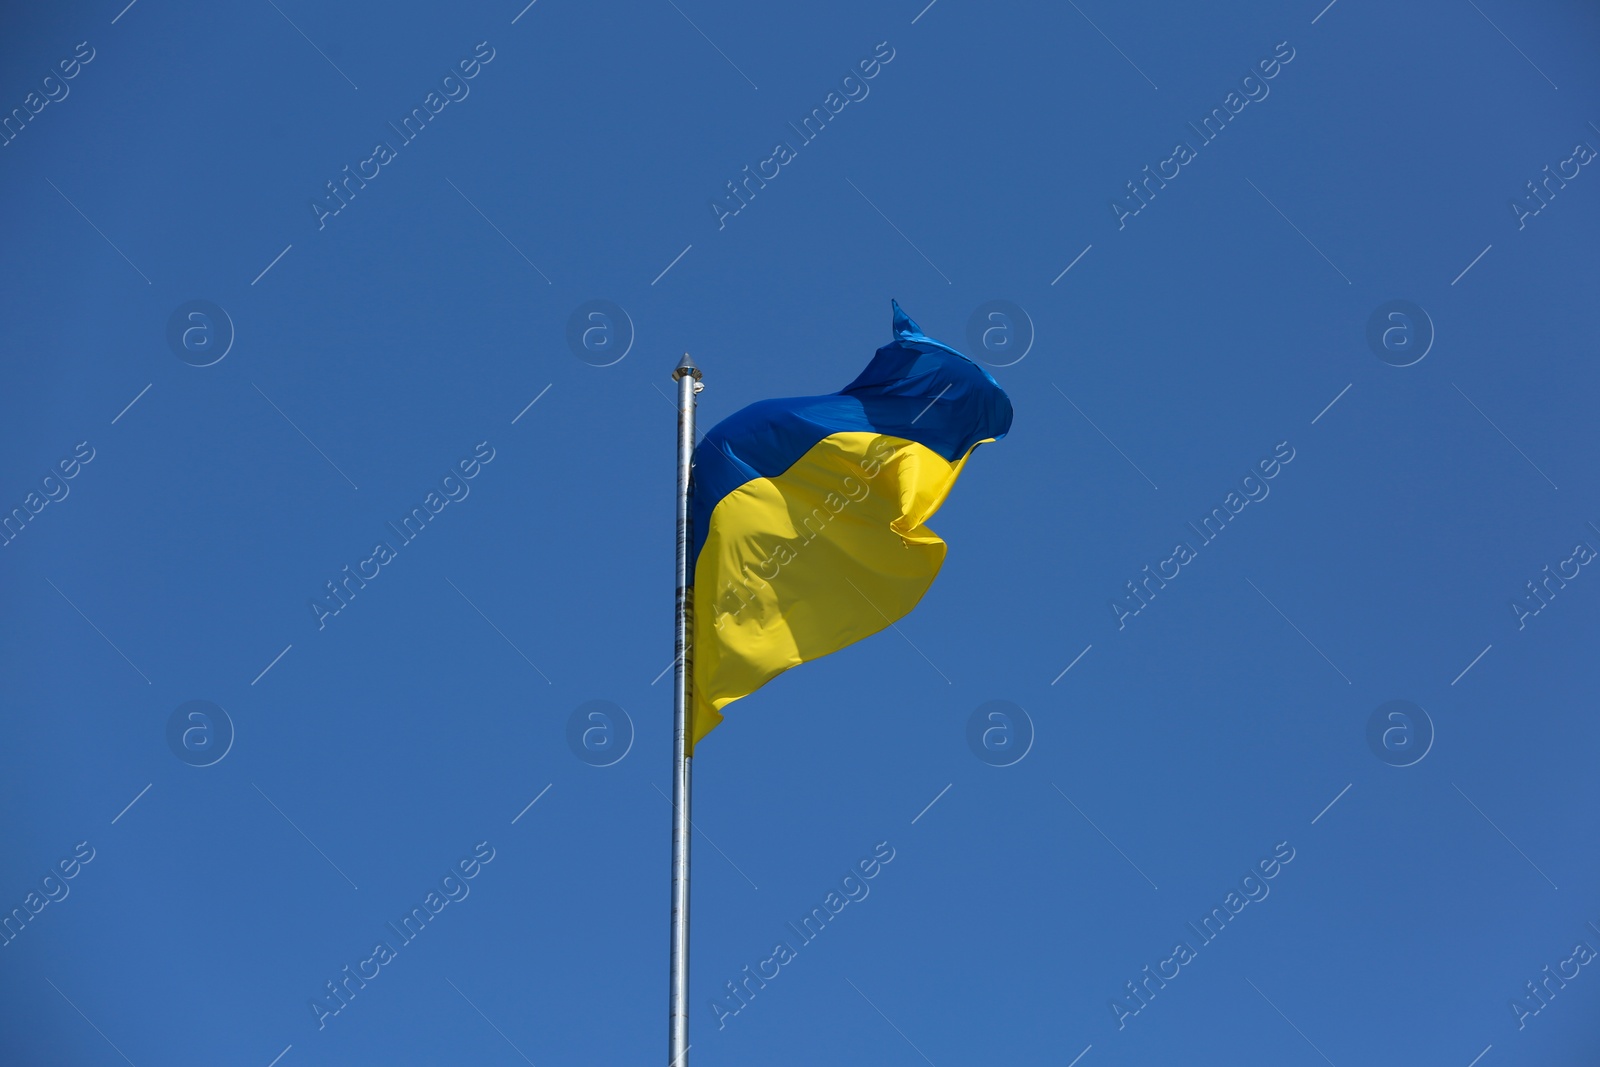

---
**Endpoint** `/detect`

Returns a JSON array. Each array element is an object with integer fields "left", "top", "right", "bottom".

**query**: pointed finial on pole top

[{"left": 672, "top": 352, "right": 701, "bottom": 381}]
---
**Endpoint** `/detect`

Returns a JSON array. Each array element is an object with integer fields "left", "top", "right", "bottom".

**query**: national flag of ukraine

[{"left": 689, "top": 301, "right": 1013, "bottom": 747}]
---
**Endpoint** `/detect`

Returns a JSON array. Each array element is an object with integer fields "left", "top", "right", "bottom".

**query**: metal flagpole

[{"left": 668, "top": 351, "right": 701, "bottom": 1067}]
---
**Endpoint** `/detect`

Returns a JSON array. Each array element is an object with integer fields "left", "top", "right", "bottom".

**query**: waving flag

[{"left": 688, "top": 301, "right": 1013, "bottom": 746}]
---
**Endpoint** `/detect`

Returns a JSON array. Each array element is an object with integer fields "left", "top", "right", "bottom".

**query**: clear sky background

[{"left": 3, "top": 1, "right": 1599, "bottom": 1064}]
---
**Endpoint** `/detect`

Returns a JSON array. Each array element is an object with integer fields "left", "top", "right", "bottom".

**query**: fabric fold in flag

[{"left": 688, "top": 300, "right": 1013, "bottom": 748}]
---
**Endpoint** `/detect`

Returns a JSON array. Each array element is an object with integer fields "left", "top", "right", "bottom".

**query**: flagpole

[{"left": 669, "top": 351, "right": 701, "bottom": 1067}]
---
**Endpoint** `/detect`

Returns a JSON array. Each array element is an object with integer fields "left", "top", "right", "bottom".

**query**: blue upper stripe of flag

[{"left": 690, "top": 301, "right": 1013, "bottom": 570}]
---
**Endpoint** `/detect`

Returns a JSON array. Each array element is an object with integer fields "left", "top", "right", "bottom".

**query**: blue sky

[{"left": 3, "top": 1, "right": 1599, "bottom": 1064}]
